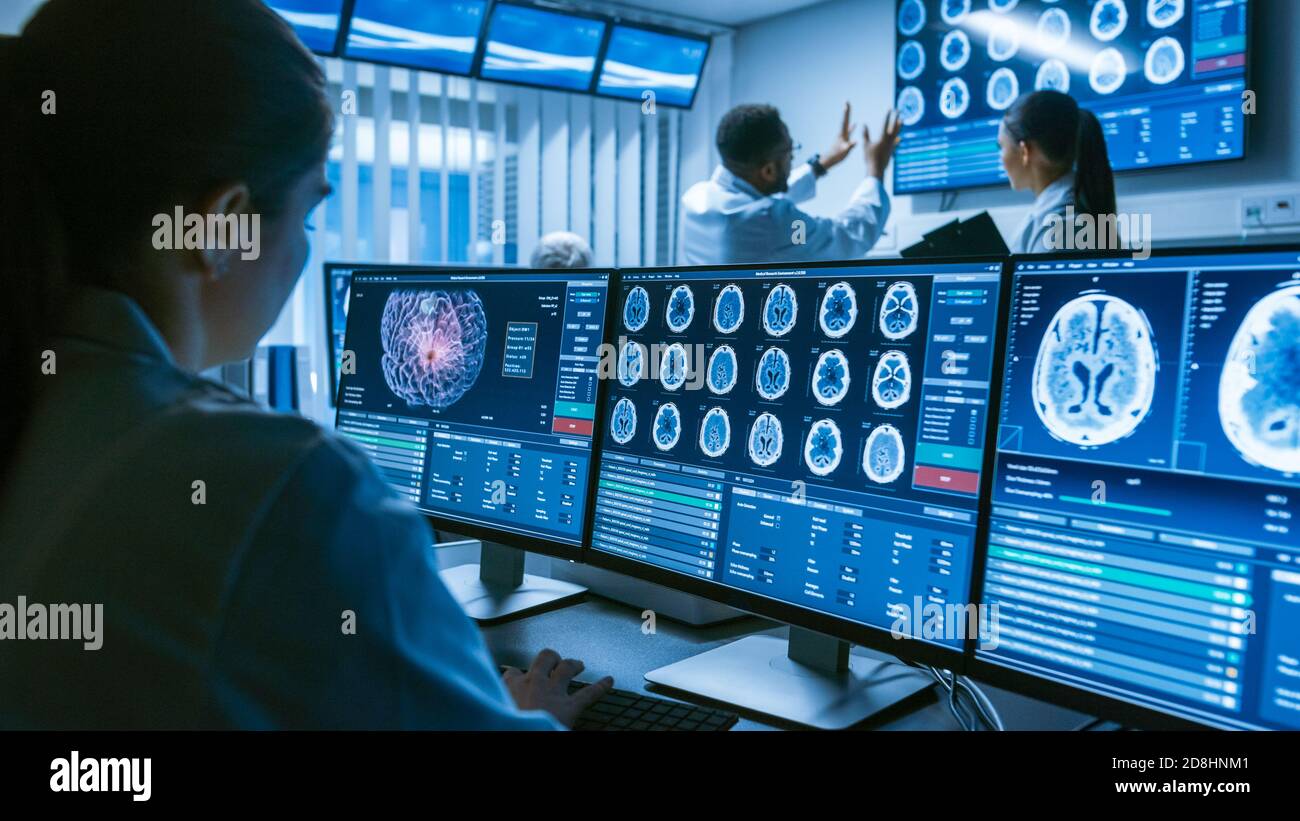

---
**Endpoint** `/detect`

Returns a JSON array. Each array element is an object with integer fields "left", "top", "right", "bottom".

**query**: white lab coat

[
  {"left": 679, "top": 163, "right": 891, "bottom": 265},
  {"left": 1009, "top": 172, "right": 1076, "bottom": 254}
]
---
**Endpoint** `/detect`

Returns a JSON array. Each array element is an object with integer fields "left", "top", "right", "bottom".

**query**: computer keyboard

[{"left": 500, "top": 667, "right": 738, "bottom": 731}]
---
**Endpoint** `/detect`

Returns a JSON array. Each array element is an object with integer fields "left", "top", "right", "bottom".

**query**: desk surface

[{"left": 481, "top": 594, "right": 1092, "bottom": 731}]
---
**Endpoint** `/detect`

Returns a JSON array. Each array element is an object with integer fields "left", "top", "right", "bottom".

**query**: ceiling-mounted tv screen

[
  {"left": 267, "top": 0, "right": 347, "bottom": 56},
  {"left": 478, "top": 2, "right": 608, "bottom": 92},
  {"left": 596, "top": 24, "right": 711, "bottom": 109},
  {"left": 343, "top": 0, "right": 489, "bottom": 75}
]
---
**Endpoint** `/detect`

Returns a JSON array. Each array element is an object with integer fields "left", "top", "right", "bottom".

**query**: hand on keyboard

[{"left": 502, "top": 649, "right": 614, "bottom": 729}]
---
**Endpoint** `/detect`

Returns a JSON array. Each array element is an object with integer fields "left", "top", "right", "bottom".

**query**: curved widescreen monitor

[
  {"left": 972, "top": 246, "right": 1300, "bottom": 729},
  {"left": 333, "top": 267, "right": 612, "bottom": 557},
  {"left": 596, "top": 24, "right": 711, "bottom": 109},
  {"left": 478, "top": 2, "right": 608, "bottom": 92},
  {"left": 587, "top": 258, "right": 1007, "bottom": 665},
  {"left": 892, "top": 0, "right": 1252, "bottom": 193},
  {"left": 343, "top": 0, "right": 489, "bottom": 75},
  {"left": 267, "top": 0, "right": 347, "bottom": 55}
]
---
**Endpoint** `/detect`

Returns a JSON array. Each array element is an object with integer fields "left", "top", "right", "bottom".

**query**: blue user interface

[
  {"left": 344, "top": 0, "right": 488, "bottom": 75},
  {"left": 335, "top": 269, "right": 610, "bottom": 546},
  {"left": 893, "top": 0, "right": 1251, "bottom": 193},
  {"left": 266, "top": 0, "right": 347, "bottom": 55},
  {"left": 593, "top": 261, "right": 1004, "bottom": 646},
  {"left": 976, "top": 249, "right": 1300, "bottom": 729},
  {"left": 479, "top": 3, "right": 607, "bottom": 92},
  {"left": 596, "top": 25, "right": 709, "bottom": 108}
]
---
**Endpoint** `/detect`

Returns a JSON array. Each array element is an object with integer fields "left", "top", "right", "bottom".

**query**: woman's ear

[
  {"left": 191, "top": 181, "right": 254, "bottom": 281},
  {"left": 1018, "top": 140, "right": 1032, "bottom": 170}
]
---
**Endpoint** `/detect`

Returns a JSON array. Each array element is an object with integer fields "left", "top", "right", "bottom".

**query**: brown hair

[{"left": 0, "top": 0, "right": 334, "bottom": 487}]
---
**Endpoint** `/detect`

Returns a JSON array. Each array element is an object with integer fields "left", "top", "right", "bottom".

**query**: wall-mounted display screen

[
  {"left": 343, "top": 0, "right": 488, "bottom": 75},
  {"left": 267, "top": 0, "right": 347, "bottom": 55},
  {"left": 479, "top": 2, "right": 608, "bottom": 92},
  {"left": 596, "top": 24, "right": 710, "bottom": 109}
]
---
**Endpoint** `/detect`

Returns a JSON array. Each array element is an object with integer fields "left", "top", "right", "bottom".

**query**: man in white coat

[{"left": 680, "top": 103, "right": 902, "bottom": 265}]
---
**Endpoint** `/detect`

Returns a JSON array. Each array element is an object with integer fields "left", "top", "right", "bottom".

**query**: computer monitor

[
  {"left": 892, "top": 0, "right": 1253, "bottom": 194},
  {"left": 334, "top": 266, "right": 614, "bottom": 620},
  {"left": 342, "top": 0, "right": 489, "bottom": 75},
  {"left": 587, "top": 257, "right": 1008, "bottom": 727},
  {"left": 266, "top": 0, "right": 348, "bottom": 56},
  {"left": 595, "top": 23, "right": 711, "bottom": 109},
  {"left": 971, "top": 246, "right": 1300, "bottom": 730},
  {"left": 477, "top": 1, "right": 608, "bottom": 93}
]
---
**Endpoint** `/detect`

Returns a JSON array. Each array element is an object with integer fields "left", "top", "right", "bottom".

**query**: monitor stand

[
  {"left": 644, "top": 627, "right": 934, "bottom": 730},
  {"left": 438, "top": 541, "right": 586, "bottom": 624}
]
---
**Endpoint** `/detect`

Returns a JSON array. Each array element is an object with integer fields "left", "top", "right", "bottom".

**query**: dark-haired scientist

[{"left": 680, "top": 103, "right": 902, "bottom": 265}]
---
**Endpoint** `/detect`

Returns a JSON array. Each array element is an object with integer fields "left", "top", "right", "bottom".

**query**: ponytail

[
  {"left": 0, "top": 35, "right": 69, "bottom": 491},
  {"left": 1003, "top": 90, "right": 1118, "bottom": 224},
  {"left": 1073, "top": 108, "right": 1117, "bottom": 222}
]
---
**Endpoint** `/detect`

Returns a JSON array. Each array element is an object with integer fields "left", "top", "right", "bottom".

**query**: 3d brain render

[
  {"left": 813, "top": 349, "right": 851, "bottom": 407},
  {"left": 763, "top": 283, "right": 798, "bottom": 336},
  {"left": 667, "top": 284, "right": 695, "bottom": 332},
  {"left": 864, "top": 424, "right": 906, "bottom": 484},
  {"left": 714, "top": 284, "right": 745, "bottom": 334},
  {"left": 748, "top": 412, "right": 784, "bottom": 467},
  {"left": 623, "top": 286, "right": 650, "bottom": 332},
  {"left": 610, "top": 397, "right": 637, "bottom": 445},
  {"left": 804, "top": 418, "right": 843, "bottom": 476},
  {"left": 872, "top": 350, "right": 912, "bottom": 410},
  {"left": 880, "top": 281, "right": 919, "bottom": 340},
  {"left": 653, "top": 403, "right": 681, "bottom": 451},
  {"left": 699, "top": 407, "right": 731, "bottom": 458},
  {"left": 707, "top": 345, "right": 738, "bottom": 395},
  {"left": 1218, "top": 285, "right": 1300, "bottom": 474},
  {"left": 380, "top": 288, "right": 487, "bottom": 410},
  {"left": 1032, "top": 294, "right": 1158, "bottom": 447},
  {"left": 819, "top": 281, "right": 858, "bottom": 338},
  {"left": 756, "top": 346, "right": 791, "bottom": 401},
  {"left": 618, "top": 341, "right": 645, "bottom": 387}
]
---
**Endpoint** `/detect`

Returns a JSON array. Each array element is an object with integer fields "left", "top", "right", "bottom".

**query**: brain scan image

[
  {"left": 1036, "top": 7, "right": 1070, "bottom": 48},
  {"left": 819, "top": 281, "right": 858, "bottom": 338},
  {"left": 1032, "top": 294, "right": 1158, "bottom": 447},
  {"left": 898, "top": 40, "right": 925, "bottom": 81},
  {"left": 748, "top": 412, "right": 784, "bottom": 467},
  {"left": 864, "top": 424, "right": 906, "bottom": 484},
  {"left": 623, "top": 286, "right": 650, "bottom": 332},
  {"left": 707, "top": 345, "right": 739, "bottom": 395},
  {"left": 617, "top": 341, "right": 645, "bottom": 387},
  {"left": 666, "top": 284, "right": 695, "bottom": 332},
  {"left": 1147, "top": 0, "right": 1184, "bottom": 29},
  {"left": 880, "top": 281, "right": 920, "bottom": 340},
  {"left": 898, "top": 0, "right": 926, "bottom": 36},
  {"left": 1036, "top": 59, "right": 1071, "bottom": 94},
  {"left": 940, "top": 29, "right": 971, "bottom": 73},
  {"left": 988, "top": 0, "right": 1019, "bottom": 12},
  {"left": 872, "top": 350, "right": 913, "bottom": 410},
  {"left": 813, "top": 350, "right": 851, "bottom": 407},
  {"left": 941, "top": 0, "right": 970, "bottom": 25},
  {"left": 699, "top": 407, "right": 731, "bottom": 458},
  {"left": 988, "top": 20, "right": 1021, "bottom": 62},
  {"left": 652, "top": 403, "right": 681, "bottom": 451},
  {"left": 940, "top": 77, "right": 970, "bottom": 120},
  {"left": 659, "top": 342, "right": 689, "bottom": 391},
  {"left": 897, "top": 86, "right": 925, "bottom": 127},
  {"left": 1090, "top": 0, "right": 1128, "bottom": 42},
  {"left": 1089, "top": 48, "right": 1127, "bottom": 96},
  {"left": 987, "top": 67, "right": 1020, "bottom": 112},
  {"left": 1144, "top": 37, "right": 1185, "bottom": 85},
  {"left": 380, "top": 288, "right": 487, "bottom": 410},
  {"left": 756, "top": 346, "right": 791, "bottom": 401},
  {"left": 610, "top": 397, "right": 637, "bottom": 445},
  {"left": 713, "top": 283, "right": 745, "bottom": 334},
  {"left": 804, "top": 419, "right": 844, "bottom": 477},
  {"left": 1218, "top": 285, "right": 1300, "bottom": 474},
  {"left": 763, "top": 283, "right": 798, "bottom": 336}
]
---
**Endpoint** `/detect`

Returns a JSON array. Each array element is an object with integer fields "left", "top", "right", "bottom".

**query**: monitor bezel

[
  {"left": 333, "top": 263, "right": 617, "bottom": 563},
  {"left": 591, "top": 20, "right": 712, "bottom": 111},
  {"left": 890, "top": 0, "right": 1256, "bottom": 197},
  {"left": 471, "top": 0, "right": 612, "bottom": 96},
  {"left": 965, "top": 242, "right": 1300, "bottom": 731},
  {"left": 339, "top": 0, "right": 492, "bottom": 77},
  {"left": 581, "top": 255, "right": 1013, "bottom": 671}
]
